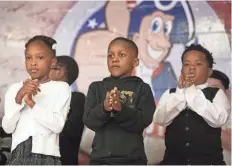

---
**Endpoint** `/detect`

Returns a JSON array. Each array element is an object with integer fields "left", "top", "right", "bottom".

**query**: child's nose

[
  {"left": 31, "top": 60, "right": 38, "bottom": 66},
  {"left": 112, "top": 57, "right": 119, "bottom": 63},
  {"left": 189, "top": 64, "right": 196, "bottom": 71}
]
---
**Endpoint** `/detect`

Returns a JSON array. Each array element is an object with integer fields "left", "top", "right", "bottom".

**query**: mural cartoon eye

[
  {"left": 151, "top": 17, "right": 163, "bottom": 33},
  {"left": 164, "top": 20, "right": 173, "bottom": 36}
]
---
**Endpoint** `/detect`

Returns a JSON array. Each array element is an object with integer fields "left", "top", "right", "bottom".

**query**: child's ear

[
  {"left": 133, "top": 58, "right": 139, "bottom": 67},
  {"left": 208, "top": 68, "right": 213, "bottom": 77},
  {"left": 51, "top": 58, "right": 57, "bottom": 66}
]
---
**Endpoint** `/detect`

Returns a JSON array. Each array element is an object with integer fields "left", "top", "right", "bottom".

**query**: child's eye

[
  {"left": 38, "top": 56, "right": 44, "bottom": 60},
  {"left": 183, "top": 63, "right": 189, "bottom": 66},
  {"left": 119, "top": 53, "right": 125, "bottom": 57},
  {"left": 108, "top": 54, "right": 113, "bottom": 58},
  {"left": 25, "top": 57, "right": 31, "bottom": 60},
  {"left": 196, "top": 63, "right": 202, "bottom": 66}
]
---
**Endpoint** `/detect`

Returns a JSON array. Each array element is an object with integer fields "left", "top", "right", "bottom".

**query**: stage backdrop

[{"left": 0, "top": 0, "right": 230, "bottom": 165}]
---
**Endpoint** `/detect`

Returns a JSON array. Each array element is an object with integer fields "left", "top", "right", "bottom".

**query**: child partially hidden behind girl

[{"left": 2, "top": 35, "right": 71, "bottom": 165}]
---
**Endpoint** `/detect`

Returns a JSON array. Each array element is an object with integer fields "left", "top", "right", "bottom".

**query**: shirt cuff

[
  {"left": 99, "top": 103, "right": 111, "bottom": 119},
  {"left": 13, "top": 99, "right": 25, "bottom": 111},
  {"left": 174, "top": 87, "right": 186, "bottom": 111},
  {"left": 185, "top": 85, "right": 198, "bottom": 109},
  {"left": 176, "top": 87, "right": 185, "bottom": 94}
]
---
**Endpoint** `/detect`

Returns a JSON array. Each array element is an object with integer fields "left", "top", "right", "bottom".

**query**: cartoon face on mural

[
  {"left": 52, "top": 0, "right": 230, "bottom": 165},
  {"left": 132, "top": 11, "right": 174, "bottom": 69}
]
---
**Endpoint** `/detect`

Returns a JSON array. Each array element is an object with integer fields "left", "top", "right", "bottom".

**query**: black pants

[
  {"left": 59, "top": 136, "right": 79, "bottom": 165},
  {"left": 90, "top": 159, "right": 147, "bottom": 165},
  {"left": 160, "top": 154, "right": 226, "bottom": 165}
]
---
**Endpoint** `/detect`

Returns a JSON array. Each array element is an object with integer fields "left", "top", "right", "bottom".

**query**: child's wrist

[
  {"left": 27, "top": 100, "right": 35, "bottom": 108},
  {"left": 15, "top": 93, "right": 23, "bottom": 104}
]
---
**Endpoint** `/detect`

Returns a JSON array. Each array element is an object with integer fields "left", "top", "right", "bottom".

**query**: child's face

[
  {"left": 207, "top": 77, "right": 230, "bottom": 99},
  {"left": 49, "top": 64, "right": 60, "bottom": 81},
  {"left": 25, "top": 41, "right": 56, "bottom": 82},
  {"left": 107, "top": 41, "right": 139, "bottom": 78},
  {"left": 182, "top": 50, "right": 212, "bottom": 86},
  {"left": 49, "top": 64, "right": 66, "bottom": 82}
]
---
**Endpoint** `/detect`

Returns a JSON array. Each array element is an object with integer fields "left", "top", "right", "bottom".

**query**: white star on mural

[{"left": 87, "top": 18, "right": 98, "bottom": 29}]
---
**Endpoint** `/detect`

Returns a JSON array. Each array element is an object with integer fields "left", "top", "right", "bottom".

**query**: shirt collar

[{"left": 196, "top": 82, "right": 208, "bottom": 89}]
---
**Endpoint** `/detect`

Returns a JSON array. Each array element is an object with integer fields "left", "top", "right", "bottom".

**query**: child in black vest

[
  {"left": 49, "top": 55, "right": 85, "bottom": 165},
  {"left": 153, "top": 44, "right": 231, "bottom": 165},
  {"left": 83, "top": 37, "right": 155, "bottom": 165}
]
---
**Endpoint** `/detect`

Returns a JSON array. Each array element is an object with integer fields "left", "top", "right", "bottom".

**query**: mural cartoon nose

[{"left": 156, "top": 33, "right": 171, "bottom": 49}]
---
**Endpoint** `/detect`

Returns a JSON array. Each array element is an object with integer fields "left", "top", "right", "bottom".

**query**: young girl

[{"left": 2, "top": 35, "right": 71, "bottom": 165}]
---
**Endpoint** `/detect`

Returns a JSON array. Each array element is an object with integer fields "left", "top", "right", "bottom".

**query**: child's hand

[
  {"left": 20, "top": 79, "right": 40, "bottom": 96},
  {"left": 180, "top": 69, "right": 195, "bottom": 88},
  {"left": 111, "top": 87, "right": 122, "bottom": 111},
  {"left": 183, "top": 73, "right": 195, "bottom": 88},
  {"left": 178, "top": 75, "right": 184, "bottom": 89},
  {"left": 24, "top": 93, "right": 35, "bottom": 108},
  {"left": 15, "top": 79, "right": 40, "bottom": 104},
  {"left": 24, "top": 79, "right": 40, "bottom": 95},
  {"left": 104, "top": 92, "right": 113, "bottom": 111}
]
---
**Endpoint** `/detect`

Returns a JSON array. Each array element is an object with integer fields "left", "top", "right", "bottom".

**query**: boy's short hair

[
  {"left": 56, "top": 56, "right": 79, "bottom": 85},
  {"left": 181, "top": 44, "right": 215, "bottom": 68},
  {"left": 210, "top": 70, "right": 230, "bottom": 90},
  {"left": 25, "top": 35, "right": 57, "bottom": 56},
  {"left": 108, "top": 37, "right": 138, "bottom": 57}
]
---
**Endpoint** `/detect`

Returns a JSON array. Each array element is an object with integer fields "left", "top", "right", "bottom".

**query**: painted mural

[{"left": 0, "top": 0, "right": 231, "bottom": 165}]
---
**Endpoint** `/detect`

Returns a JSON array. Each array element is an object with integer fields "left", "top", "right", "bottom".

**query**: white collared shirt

[{"left": 153, "top": 83, "right": 231, "bottom": 128}]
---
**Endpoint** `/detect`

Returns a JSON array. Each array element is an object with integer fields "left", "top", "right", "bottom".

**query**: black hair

[
  {"left": 56, "top": 55, "right": 79, "bottom": 85},
  {"left": 108, "top": 37, "right": 138, "bottom": 57},
  {"left": 25, "top": 35, "right": 57, "bottom": 56},
  {"left": 181, "top": 44, "right": 215, "bottom": 68},
  {"left": 210, "top": 70, "right": 230, "bottom": 90}
]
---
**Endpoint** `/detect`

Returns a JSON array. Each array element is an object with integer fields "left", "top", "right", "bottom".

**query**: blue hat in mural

[
  {"left": 74, "top": 0, "right": 195, "bottom": 46},
  {"left": 128, "top": 0, "right": 195, "bottom": 44}
]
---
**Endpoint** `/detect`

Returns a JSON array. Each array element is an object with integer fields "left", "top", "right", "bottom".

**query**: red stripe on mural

[{"left": 207, "top": 1, "right": 231, "bottom": 38}]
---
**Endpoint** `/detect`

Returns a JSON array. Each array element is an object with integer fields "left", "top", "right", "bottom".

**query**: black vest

[{"left": 162, "top": 87, "right": 225, "bottom": 165}]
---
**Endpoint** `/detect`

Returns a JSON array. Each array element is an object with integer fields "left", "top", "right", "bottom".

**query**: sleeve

[
  {"left": 153, "top": 87, "right": 186, "bottom": 126},
  {"left": 113, "top": 84, "right": 155, "bottom": 133},
  {"left": 62, "top": 92, "right": 85, "bottom": 141},
  {"left": 32, "top": 83, "right": 71, "bottom": 134},
  {"left": 2, "top": 83, "right": 25, "bottom": 134},
  {"left": 185, "top": 85, "right": 231, "bottom": 128},
  {"left": 83, "top": 83, "right": 111, "bottom": 132}
]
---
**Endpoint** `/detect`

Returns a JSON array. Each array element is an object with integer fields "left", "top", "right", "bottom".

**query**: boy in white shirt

[{"left": 153, "top": 44, "right": 230, "bottom": 165}]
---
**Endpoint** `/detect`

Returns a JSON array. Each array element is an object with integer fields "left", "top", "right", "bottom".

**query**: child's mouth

[
  {"left": 112, "top": 65, "right": 120, "bottom": 69},
  {"left": 30, "top": 69, "right": 39, "bottom": 73}
]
